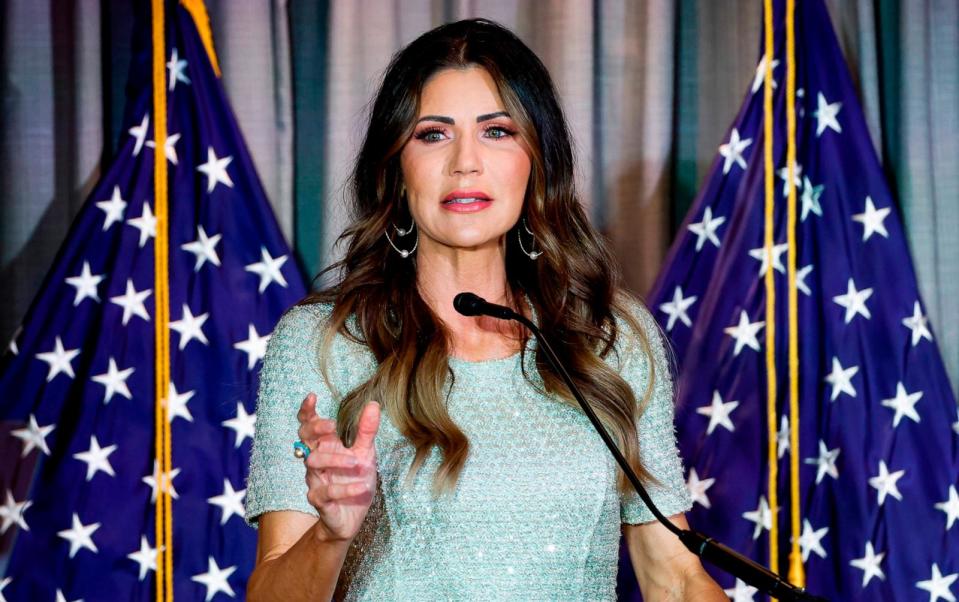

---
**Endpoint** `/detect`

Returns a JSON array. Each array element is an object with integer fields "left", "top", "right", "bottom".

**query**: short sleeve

[
  {"left": 617, "top": 302, "right": 693, "bottom": 524},
  {"left": 244, "top": 304, "right": 335, "bottom": 526}
]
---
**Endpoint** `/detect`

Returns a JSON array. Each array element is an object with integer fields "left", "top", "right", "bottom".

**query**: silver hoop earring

[
  {"left": 517, "top": 218, "right": 542, "bottom": 260},
  {"left": 393, "top": 218, "right": 414, "bottom": 237},
  {"left": 385, "top": 221, "right": 417, "bottom": 258}
]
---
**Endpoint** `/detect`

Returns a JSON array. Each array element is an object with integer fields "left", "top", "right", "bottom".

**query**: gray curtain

[{"left": 2, "top": 0, "right": 957, "bottom": 396}]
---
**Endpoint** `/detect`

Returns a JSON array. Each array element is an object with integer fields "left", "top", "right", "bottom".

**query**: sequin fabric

[{"left": 245, "top": 302, "right": 692, "bottom": 601}]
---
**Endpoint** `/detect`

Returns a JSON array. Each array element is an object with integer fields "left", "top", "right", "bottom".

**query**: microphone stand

[{"left": 454, "top": 293, "right": 827, "bottom": 601}]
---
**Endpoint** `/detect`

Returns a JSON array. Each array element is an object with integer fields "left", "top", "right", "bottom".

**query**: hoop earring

[
  {"left": 385, "top": 221, "right": 417, "bottom": 258},
  {"left": 517, "top": 218, "right": 542, "bottom": 260},
  {"left": 393, "top": 217, "right": 414, "bottom": 237}
]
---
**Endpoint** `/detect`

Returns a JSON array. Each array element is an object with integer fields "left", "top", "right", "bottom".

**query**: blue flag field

[
  {"left": 649, "top": 1, "right": 959, "bottom": 600},
  {"left": 0, "top": 2, "right": 304, "bottom": 599}
]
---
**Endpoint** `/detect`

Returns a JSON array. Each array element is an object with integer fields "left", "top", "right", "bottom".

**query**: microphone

[
  {"left": 453, "top": 292, "right": 517, "bottom": 320},
  {"left": 453, "top": 292, "right": 827, "bottom": 602}
]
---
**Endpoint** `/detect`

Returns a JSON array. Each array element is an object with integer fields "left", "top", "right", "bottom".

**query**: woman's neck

[{"left": 415, "top": 245, "right": 525, "bottom": 360}]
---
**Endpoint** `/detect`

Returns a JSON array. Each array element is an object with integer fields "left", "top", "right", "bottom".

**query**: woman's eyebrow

[{"left": 415, "top": 111, "right": 510, "bottom": 125}]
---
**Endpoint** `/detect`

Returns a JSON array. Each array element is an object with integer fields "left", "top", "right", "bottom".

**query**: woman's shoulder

[
  {"left": 269, "top": 301, "right": 373, "bottom": 366},
  {"left": 607, "top": 292, "right": 670, "bottom": 373}
]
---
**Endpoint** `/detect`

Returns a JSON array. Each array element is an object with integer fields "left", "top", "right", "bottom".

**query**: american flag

[
  {"left": 0, "top": 3, "right": 304, "bottom": 600},
  {"left": 645, "top": 0, "right": 959, "bottom": 600}
]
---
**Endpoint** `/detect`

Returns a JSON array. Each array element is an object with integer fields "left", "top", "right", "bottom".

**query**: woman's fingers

[
  {"left": 305, "top": 451, "right": 359, "bottom": 471},
  {"left": 296, "top": 392, "right": 317, "bottom": 424},
  {"left": 351, "top": 401, "right": 381, "bottom": 452},
  {"left": 297, "top": 417, "right": 337, "bottom": 445}
]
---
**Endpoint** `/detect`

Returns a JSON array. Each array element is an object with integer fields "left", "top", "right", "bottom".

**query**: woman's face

[{"left": 399, "top": 66, "right": 532, "bottom": 256}]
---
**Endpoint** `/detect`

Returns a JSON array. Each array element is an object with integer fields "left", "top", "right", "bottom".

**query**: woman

[{"left": 245, "top": 18, "right": 725, "bottom": 601}]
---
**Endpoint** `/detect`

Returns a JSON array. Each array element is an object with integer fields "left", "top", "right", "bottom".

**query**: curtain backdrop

[{"left": 2, "top": 0, "right": 957, "bottom": 396}]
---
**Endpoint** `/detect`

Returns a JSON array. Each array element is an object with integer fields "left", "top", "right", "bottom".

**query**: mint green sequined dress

[{"left": 245, "top": 302, "right": 691, "bottom": 601}]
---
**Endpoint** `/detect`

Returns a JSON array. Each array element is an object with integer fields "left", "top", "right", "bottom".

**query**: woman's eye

[
  {"left": 415, "top": 128, "right": 446, "bottom": 143},
  {"left": 485, "top": 125, "right": 514, "bottom": 139}
]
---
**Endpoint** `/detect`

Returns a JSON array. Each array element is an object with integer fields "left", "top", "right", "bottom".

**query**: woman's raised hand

[{"left": 296, "top": 392, "right": 381, "bottom": 543}]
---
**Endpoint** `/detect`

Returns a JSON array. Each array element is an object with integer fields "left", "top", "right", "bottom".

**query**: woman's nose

[{"left": 448, "top": 135, "right": 482, "bottom": 176}]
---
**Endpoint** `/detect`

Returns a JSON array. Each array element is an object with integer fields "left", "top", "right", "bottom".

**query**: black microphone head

[{"left": 453, "top": 292, "right": 486, "bottom": 317}]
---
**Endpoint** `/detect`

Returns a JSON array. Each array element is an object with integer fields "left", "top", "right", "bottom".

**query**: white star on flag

[
  {"left": 724, "top": 578, "right": 759, "bottom": 602},
  {"left": 166, "top": 47, "right": 191, "bottom": 90},
  {"left": 796, "top": 264, "right": 814, "bottom": 296},
  {"left": 814, "top": 91, "right": 842, "bottom": 136},
  {"left": 143, "top": 460, "right": 181, "bottom": 502},
  {"left": 145, "top": 132, "right": 181, "bottom": 165},
  {"left": 207, "top": 479, "right": 247, "bottom": 525},
  {"left": 181, "top": 225, "right": 222, "bottom": 272},
  {"left": 687, "top": 206, "right": 726, "bottom": 251},
  {"left": 65, "top": 261, "right": 105, "bottom": 306},
  {"left": 0, "top": 576, "right": 9, "bottom": 602},
  {"left": 234, "top": 324, "right": 271, "bottom": 370},
  {"left": 91, "top": 357, "right": 135, "bottom": 404},
  {"left": 165, "top": 382, "right": 196, "bottom": 423},
  {"left": 902, "top": 301, "right": 934, "bottom": 346},
  {"left": 916, "top": 564, "right": 958, "bottom": 602},
  {"left": 696, "top": 391, "right": 739, "bottom": 435},
  {"left": 11, "top": 414, "right": 55, "bottom": 457},
  {"left": 35, "top": 336, "right": 81, "bottom": 382},
  {"left": 685, "top": 468, "right": 715, "bottom": 509},
  {"left": 128, "top": 114, "right": 149, "bottom": 157},
  {"left": 196, "top": 146, "right": 234, "bottom": 192},
  {"left": 0, "top": 490, "right": 32, "bottom": 534},
  {"left": 96, "top": 185, "right": 128, "bottom": 231},
  {"left": 777, "top": 415, "right": 790, "bottom": 459},
  {"left": 748, "top": 243, "right": 788, "bottom": 276},
  {"left": 110, "top": 279, "right": 152, "bottom": 325},
  {"left": 751, "top": 55, "right": 780, "bottom": 93},
  {"left": 851, "top": 196, "right": 891, "bottom": 241},
  {"left": 742, "top": 495, "right": 772, "bottom": 540},
  {"left": 881, "top": 381, "right": 923, "bottom": 427},
  {"left": 72, "top": 436, "right": 118, "bottom": 481},
  {"left": 7, "top": 326, "right": 21, "bottom": 356},
  {"left": 849, "top": 541, "right": 886, "bottom": 587},
  {"left": 57, "top": 513, "right": 100, "bottom": 558},
  {"left": 800, "top": 176, "right": 824, "bottom": 221},
  {"left": 127, "top": 202, "right": 157, "bottom": 248},
  {"left": 797, "top": 519, "right": 829, "bottom": 561},
  {"left": 777, "top": 163, "right": 803, "bottom": 196},
  {"left": 869, "top": 460, "right": 905, "bottom": 506},
  {"left": 833, "top": 278, "right": 873, "bottom": 323},
  {"left": 804, "top": 440, "right": 840, "bottom": 484},
  {"left": 824, "top": 357, "right": 858, "bottom": 401},
  {"left": 935, "top": 486, "right": 959, "bottom": 531},
  {"left": 222, "top": 402, "right": 256, "bottom": 448},
  {"left": 723, "top": 310, "right": 764, "bottom": 356},
  {"left": 191, "top": 557, "right": 237, "bottom": 602},
  {"left": 658, "top": 286, "right": 697, "bottom": 331},
  {"left": 718, "top": 128, "right": 752, "bottom": 174},
  {"left": 127, "top": 535, "right": 160, "bottom": 581},
  {"left": 170, "top": 304, "right": 210, "bottom": 350},
  {"left": 245, "top": 247, "right": 289, "bottom": 293}
]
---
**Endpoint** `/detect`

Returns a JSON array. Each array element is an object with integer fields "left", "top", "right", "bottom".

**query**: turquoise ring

[{"left": 293, "top": 440, "right": 311, "bottom": 459}]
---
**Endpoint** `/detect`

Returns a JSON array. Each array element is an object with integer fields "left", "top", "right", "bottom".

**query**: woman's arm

[
  {"left": 247, "top": 511, "right": 350, "bottom": 602},
  {"left": 624, "top": 513, "right": 726, "bottom": 601}
]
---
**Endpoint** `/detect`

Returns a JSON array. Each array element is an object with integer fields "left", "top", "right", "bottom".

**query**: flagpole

[{"left": 151, "top": 0, "right": 174, "bottom": 600}]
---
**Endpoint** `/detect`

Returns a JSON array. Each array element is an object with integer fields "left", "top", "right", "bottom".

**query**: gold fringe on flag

[
  {"left": 784, "top": 0, "right": 805, "bottom": 586},
  {"left": 151, "top": 0, "right": 173, "bottom": 600},
  {"left": 761, "top": 0, "right": 780, "bottom": 576}
]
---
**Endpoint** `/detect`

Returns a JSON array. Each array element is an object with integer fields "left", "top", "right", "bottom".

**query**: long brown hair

[{"left": 302, "top": 18, "right": 657, "bottom": 494}]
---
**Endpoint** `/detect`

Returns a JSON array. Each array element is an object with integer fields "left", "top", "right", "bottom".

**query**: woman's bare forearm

[{"left": 247, "top": 524, "right": 351, "bottom": 602}]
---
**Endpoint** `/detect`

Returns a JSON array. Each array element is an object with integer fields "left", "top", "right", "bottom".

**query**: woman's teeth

[{"left": 445, "top": 197, "right": 483, "bottom": 204}]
